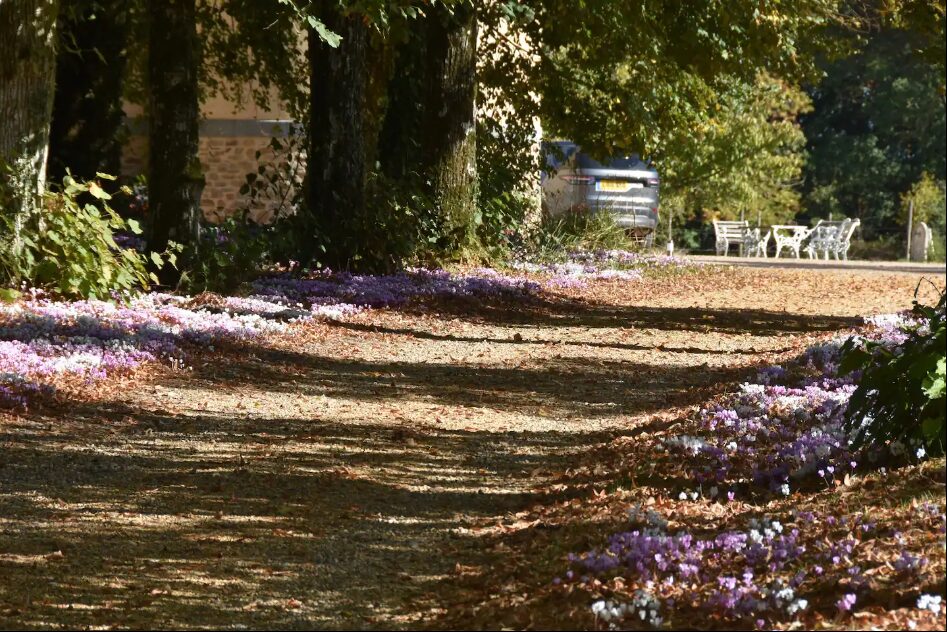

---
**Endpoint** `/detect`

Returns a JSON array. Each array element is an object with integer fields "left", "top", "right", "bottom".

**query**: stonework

[
  {"left": 121, "top": 118, "right": 300, "bottom": 225},
  {"left": 910, "top": 221, "right": 933, "bottom": 262}
]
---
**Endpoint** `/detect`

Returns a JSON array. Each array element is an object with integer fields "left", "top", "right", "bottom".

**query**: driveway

[{"left": 690, "top": 254, "right": 946, "bottom": 275}]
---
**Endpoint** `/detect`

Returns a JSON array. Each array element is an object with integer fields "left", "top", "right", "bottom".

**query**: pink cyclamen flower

[{"left": 836, "top": 593, "right": 856, "bottom": 612}]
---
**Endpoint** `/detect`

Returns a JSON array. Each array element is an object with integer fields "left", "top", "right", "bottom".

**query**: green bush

[
  {"left": 1, "top": 173, "right": 174, "bottom": 299},
  {"left": 928, "top": 230, "right": 946, "bottom": 263},
  {"left": 840, "top": 290, "right": 946, "bottom": 456},
  {"left": 900, "top": 173, "right": 946, "bottom": 237},
  {"left": 185, "top": 213, "right": 280, "bottom": 294},
  {"left": 475, "top": 115, "right": 542, "bottom": 263},
  {"left": 846, "top": 235, "right": 904, "bottom": 261}
]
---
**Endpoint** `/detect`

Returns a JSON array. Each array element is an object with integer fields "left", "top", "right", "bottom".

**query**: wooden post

[
  {"left": 739, "top": 210, "right": 745, "bottom": 256},
  {"left": 905, "top": 200, "right": 914, "bottom": 261}
]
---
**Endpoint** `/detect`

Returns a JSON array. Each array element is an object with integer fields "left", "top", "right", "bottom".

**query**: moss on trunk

[{"left": 0, "top": 0, "right": 59, "bottom": 263}]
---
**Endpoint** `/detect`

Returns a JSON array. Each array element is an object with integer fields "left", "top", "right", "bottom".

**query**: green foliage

[
  {"left": 200, "top": 1, "right": 312, "bottom": 118},
  {"left": 900, "top": 172, "right": 947, "bottom": 232},
  {"left": 239, "top": 134, "right": 306, "bottom": 225},
  {"left": 846, "top": 234, "right": 904, "bottom": 261},
  {"left": 475, "top": 112, "right": 542, "bottom": 262},
  {"left": 800, "top": 26, "right": 947, "bottom": 240},
  {"left": 900, "top": 173, "right": 947, "bottom": 261},
  {"left": 840, "top": 290, "right": 947, "bottom": 456},
  {"left": 526, "top": 0, "right": 846, "bottom": 158},
  {"left": 186, "top": 135, "right": 303, "bottom": 293},
  {"left": 1, "top": 173, "right": 176, "bottom": 299},
  {"left": 48, "top": 0, "right": 130, "bottom": 183},
  {"left": 661, "top": 73, "right": 811, "bottom": 228},
  {"left": 346, "top": 173, "right": 446, "bottom": 271},
  {"left": 186, "top": 213, "right": 283, "bottom": 293},
  {"left": 885, "top": 0, "right": 946, "bottom": 84}
]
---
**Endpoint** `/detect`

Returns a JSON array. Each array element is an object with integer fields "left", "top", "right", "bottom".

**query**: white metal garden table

[{"left": 771, "top": 225, "right": 813, "bottom": 259}]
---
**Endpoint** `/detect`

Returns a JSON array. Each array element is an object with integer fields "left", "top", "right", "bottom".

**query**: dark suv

[{"left": 541, "top": 141, "right": 660, "bottom": 242}]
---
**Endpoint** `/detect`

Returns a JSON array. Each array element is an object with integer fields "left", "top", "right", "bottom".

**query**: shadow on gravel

[
  {"left": 0, "top": 404, "right": 643, "bottom": 630},
  {"left": 0, "top": 296, "right": 858, "bottom": 629},
  {"left": 332, "top": 320, "right": 800, "bottom": 355},
  {"left": 410, "top": 296, "right": 864, "bottom": 336},
  {"left": 169, "top": 345, "right": 759, "bottom": 420}
]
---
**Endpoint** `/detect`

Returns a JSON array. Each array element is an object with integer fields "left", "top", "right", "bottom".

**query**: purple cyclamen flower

[{"left": 836, "top": 593, "right": 857, "bottom": 612}]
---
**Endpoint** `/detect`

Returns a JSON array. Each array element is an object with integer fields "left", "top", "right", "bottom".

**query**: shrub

[
  {"left": 840, "top": 289, "right": 946, "bottom": 456},
  {"left": 1, "top": 173, "right": 175, "bottom": 299},
  {"left": 900, "top": 172, "right": 946, "bottom": 236},
  {"left": 186, "top": 214, "right": 274, "bottom": 294},
  {"left": 475, "top": 114, "right": 543, "bottom": 263},
  {"left": 846, "top": 235, "right": 904, "bottom": 261}
]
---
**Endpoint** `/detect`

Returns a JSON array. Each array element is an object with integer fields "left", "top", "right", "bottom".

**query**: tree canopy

[
  {"left": 2, "top": 0, "right": 946, "bottom": 293},
  {"left": 800, "top": 23, "right": 947, "bottom": 241}
]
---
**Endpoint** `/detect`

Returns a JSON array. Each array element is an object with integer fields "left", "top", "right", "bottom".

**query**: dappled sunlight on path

[{"left": 0, "top": 268, "right": 937, "bottom": 629}]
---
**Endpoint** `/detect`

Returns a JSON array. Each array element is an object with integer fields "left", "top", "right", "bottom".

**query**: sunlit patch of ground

[{"left": 0, "top": 266, "right": 942, "bottom": 629}]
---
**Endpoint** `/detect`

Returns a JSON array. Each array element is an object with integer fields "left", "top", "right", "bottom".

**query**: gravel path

[
  {"left": 0, "top": 267, "right": 940, "bottom": 629},
  {"left": 691, "top": 254, "right": 946, "bottom": 274}
]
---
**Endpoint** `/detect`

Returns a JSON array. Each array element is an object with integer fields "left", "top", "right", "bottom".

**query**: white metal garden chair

[
  {"left": 829, "top": 218, "right": 859, "bottom": 260},
  {"left": 804, "top": 220, "right": 844, "bottom": 259},
  {"left": 742, "top": 227, "right": 771, "bottom": 258}
]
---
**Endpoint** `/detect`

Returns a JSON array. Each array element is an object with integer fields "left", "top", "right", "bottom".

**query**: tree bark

[
  {"left": 421, "top": 1, "right": 478, "bottom": 252},
  {"left": 380, "top": 2, "right": 479, "bottom": 256},
  {"left": 148, "top": 0, "right": 203, "bottom": 281},
  {"left": 48, "top": 0, "right": 129, "bottom": 184},
  {"left": 0, "top": 0, "right": 59, "bottom": 258},
  {"left": 306, "top": 10, "right": 374, "bottom": 270},
  {"left": 379, "top": 29, "right": 426, "bottom": 182}
]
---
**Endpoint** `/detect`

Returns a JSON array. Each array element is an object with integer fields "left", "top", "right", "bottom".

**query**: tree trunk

[
  {"left": 377, "top": 3, "right": 479, "bottom": 259},
  {"left": 379, "top": 29, "right": 426, "bottom": 182},
  {"left": 148, "top": 0, "right": 203, "bottom": 282},
  {"left": 306, "top": 10, "right": 373, "bottom": 270},
  {"left": 0, "top": 0, "right": 59, "bottom": 258},
  {"left": 48, "top": 0, "right": 129, "bottom": 184},
  {"left": 421, "top": 1, "right": 478, "bottom": 252}
]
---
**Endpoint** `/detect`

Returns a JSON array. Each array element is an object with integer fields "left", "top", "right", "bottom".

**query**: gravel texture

[{"left": 0, "top": 266, "right": 941, "bottom": 629}]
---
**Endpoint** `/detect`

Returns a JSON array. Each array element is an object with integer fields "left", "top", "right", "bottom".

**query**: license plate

[
  {"left": 597, "top": 180, "right": 629, "bottom": 192},
  {"left": 597, "top": 180, "right": 640, "bottom": 192}
]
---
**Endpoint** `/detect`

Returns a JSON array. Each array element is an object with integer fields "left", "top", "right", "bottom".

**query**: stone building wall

[{"left": 121, "top": 118, "right": 300, "bottom": 224}]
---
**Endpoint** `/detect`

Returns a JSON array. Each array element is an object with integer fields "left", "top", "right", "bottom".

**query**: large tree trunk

[
  {"left": 0, "top": 0, "right": 59, "bottom": 259},
  {"left": 421, "top": 1, "right": 478, "bottom": 252},
  {"left": 379, "top": 2, "right": 479, "bottom": 258},
  {"left": 148, "top": 0, "right": 203, "bottom": 282},
  {"left": 306, "top": 10, "right": 374, "bottom": 270},
  {"left": 48, "top": 0, "right": 129, "bottom": 184},
  {"left": 378, "top": 29, "right": 426, "bottom": 182}
]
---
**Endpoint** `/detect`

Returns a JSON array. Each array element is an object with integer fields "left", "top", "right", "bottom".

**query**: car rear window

[
  {"left": 543, "top": 142, "right": 578, "bottom": 169},
  {"left": 575, "top": 153, "right": 650, "bottom": 170}
]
